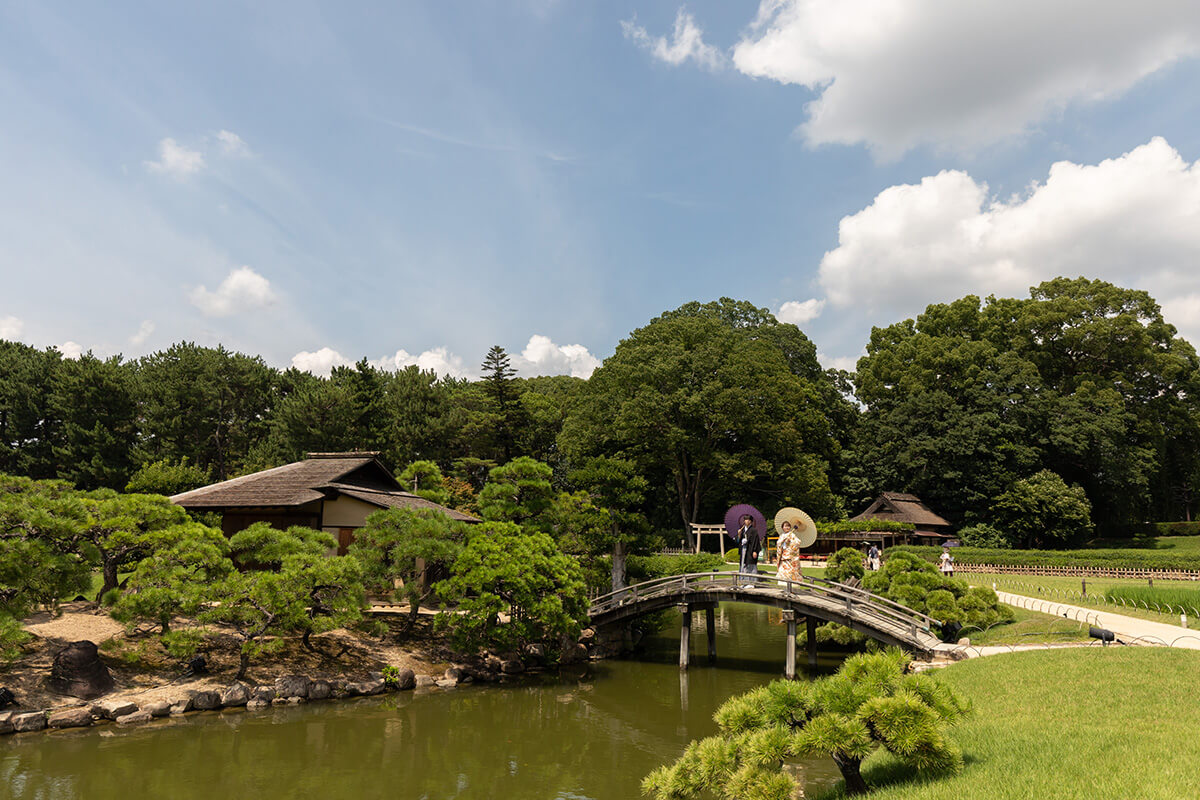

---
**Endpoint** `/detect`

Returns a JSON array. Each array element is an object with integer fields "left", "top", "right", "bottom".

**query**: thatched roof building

[
  {"left": 172, "top": 451, "right": 477, "bottom": 553},
  {"left": 850, "top": 492, "right": 953, "bottom": 541}
]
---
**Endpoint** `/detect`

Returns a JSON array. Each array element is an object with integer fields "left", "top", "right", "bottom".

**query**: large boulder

[
  {"left": 144, "top": 701, "right": 170, "bottom": 718},
  {"left": 93, "top": 698, "right": 138, "bottom": 720},
  {"left": 48, "top": 641, "right": 114, "bottom": 700},
  {"left": 393, "top": 669, "right": 416, "bottom": 690},
  {"left": 345, "top": 678, "right": 384, "bottom": 696},
  {"left": 308, "top": 680, "right": 332, "bottom": 701},
  {"left": 12, "top": 712, "right": 47, "bottom": 732},
  {"left": 116, "top": 709, "right": 153, "bottom": 725},
  {"left": 48, "top": 707, "right": 92, "bottom": 729},
  {"left": 274, "top": 675, "right": 310, "bottom": 699},
  {"left": 192, "top": 691, "right": 221, "bottom": 711},
  {"left": 220, "top": 683, "right": 249, "bottom": 707},
  {"left": 0, "top": 711, "right": 14, "bottom": 734}
]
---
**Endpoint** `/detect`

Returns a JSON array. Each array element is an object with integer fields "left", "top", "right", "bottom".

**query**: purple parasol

[{"left": 724, "top": 504, "right": 767, "bottom": 545}]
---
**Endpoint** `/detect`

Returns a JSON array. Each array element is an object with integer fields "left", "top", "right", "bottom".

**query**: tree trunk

[
  {"left": 97, "top": 556, "right": 119, "bottom": 603},
  {"left": 833, "top": 754, "right": 868, "bottom": 796},
  {"left": 301, "top": 629, "right": 314, "bottom": 651},
  {"left": 235, "top": 649, "right": 250, "bottom": 681},
  {"left": 611, "top": 540, "right": 627, "bottom": 592}
]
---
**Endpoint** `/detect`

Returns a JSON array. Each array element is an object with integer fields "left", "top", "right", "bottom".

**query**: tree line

[{"left": 4, "top": 278, "right": 1200, "bottom": 543}]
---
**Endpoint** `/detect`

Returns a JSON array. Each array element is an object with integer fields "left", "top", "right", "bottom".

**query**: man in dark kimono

[{"left": 736, "top": 514, "right": 760, "bottom": 581}]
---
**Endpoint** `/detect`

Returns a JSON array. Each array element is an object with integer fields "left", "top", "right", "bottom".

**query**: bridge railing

[{"left": 588, "top": 571, "right": 939, "bottom": 634}]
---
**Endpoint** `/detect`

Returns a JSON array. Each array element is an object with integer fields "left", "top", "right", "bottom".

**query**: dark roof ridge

[{"left": 304, "top": 451, "right": 382, "bottom": 459}]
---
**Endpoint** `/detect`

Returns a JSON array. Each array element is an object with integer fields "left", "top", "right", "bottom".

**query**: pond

[{"left": 1, "top": 604, "right": 845, "bottom": 800}]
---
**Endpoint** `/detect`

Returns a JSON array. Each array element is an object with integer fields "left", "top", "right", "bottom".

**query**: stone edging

[{"left": 0, "top": 666, "right": 476, "bottom": 736}]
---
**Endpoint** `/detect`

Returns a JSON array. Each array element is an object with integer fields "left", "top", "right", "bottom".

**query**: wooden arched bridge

[{"left": 589, "top": 572, "right": 943, "bottom": 676}]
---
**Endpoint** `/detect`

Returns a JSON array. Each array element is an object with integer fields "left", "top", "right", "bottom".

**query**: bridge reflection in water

[{"left": 589, "top": 572, "right": 943, "bottom": 677}]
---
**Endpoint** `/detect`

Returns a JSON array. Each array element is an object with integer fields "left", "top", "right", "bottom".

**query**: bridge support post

[
  {"left": 678, "top": 604, "right": 691, "bottom": 671},
  {"left": 782, "top": 609, "right": 797, "bottom": 678},
  {"left": 706, "top": 607, "right": 716, "bottom": 663},
  {"left": 806, "top": 615, "right": 818, "bottom": 669}
]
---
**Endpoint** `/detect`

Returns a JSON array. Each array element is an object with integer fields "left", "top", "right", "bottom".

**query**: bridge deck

[{"left": 589, "top": 572, "right": 943, "bottom": 655}]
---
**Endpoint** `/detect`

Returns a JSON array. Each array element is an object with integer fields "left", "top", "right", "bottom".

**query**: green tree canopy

[
  {"left": 561, "top": 299, "right": 846, "bottom": 544},
  {"left": 478, "top": 456, "right": 556, "bottom": 527},
  {"left": 350, "top": 508, "right": 470, "bottom": 635},
  {"left": 436, "top": 521, "right": 588, "bottom": 655},
  {"left": 398, "top": 460, "right": 450, "bottom": 505},
  {"left": 990, "top": 470, "right": 1094, "bottom": 548},
  {"left": 125, "top": 457, "right": 212, "bottom": 496}
]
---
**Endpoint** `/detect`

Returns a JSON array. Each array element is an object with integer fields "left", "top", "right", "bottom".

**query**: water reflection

[{"left": 1, "top": 604, "right": 844, "bottom": 800}]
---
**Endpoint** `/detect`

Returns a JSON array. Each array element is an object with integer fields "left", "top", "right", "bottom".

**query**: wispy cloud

[
  {"left": 622, "top": 8, "right": 726, "bottom": 71},
  {"left": 216, "top": 129, "right": 251, "bottom": 157},
  {"left": 145, "top": 138, "right": 205, "bottom": 177},
  {"left": 130, "top": 319, "right": 155, "bottom": 345},
  {"left": 382, "top": 120, "right": 576, "bottom": 163},
  {"left": 0, "top": 316, "right": 23, "bottom": 340}
]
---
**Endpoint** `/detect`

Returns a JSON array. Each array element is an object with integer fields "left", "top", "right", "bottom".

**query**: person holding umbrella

[{"left": 736, "top": 514, "right": 761, "bottom": 579}]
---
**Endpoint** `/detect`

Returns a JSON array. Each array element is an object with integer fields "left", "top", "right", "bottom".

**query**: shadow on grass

[{"left": 810, "top": 752, "right": 981, "bottom": 799}]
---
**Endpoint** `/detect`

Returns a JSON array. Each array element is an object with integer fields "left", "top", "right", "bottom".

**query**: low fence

[{"left": 954, "top": 563, "right": 1200, "bottom": 581}]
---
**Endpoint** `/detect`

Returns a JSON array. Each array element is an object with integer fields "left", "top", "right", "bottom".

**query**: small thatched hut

[{"left": 848, "top": 491, "right": 954, "bottom": 545}]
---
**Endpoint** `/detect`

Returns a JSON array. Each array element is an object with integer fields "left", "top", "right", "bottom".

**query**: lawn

[
  {"left": 1085, "top": 534, "right": 1200, "bottom": 553},
  {"left": 971, "top": 571, "right": 1200, "bottom": 627},
  {"left": 815, "top": 647, "right": 1200, "bottom": 799},
  {"left": 962, "top": 605, "right": 1090, "bottom": 645}
]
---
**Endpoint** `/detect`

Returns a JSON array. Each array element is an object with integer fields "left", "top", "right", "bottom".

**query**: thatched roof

[
  {"left": 326, "top": 484, "right": 478, "bottom": 523},
  {"left": 848, "top": 492, "right": 951, "bottom": 530},
  {"left": 171, "top": 452, "right": 478, "bottom": 522}
]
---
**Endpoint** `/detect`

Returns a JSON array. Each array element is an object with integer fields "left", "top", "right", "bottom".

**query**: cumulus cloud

[
  {"left": 513, "top": 335, "right": 601, "bottom": 378},
  {"left": 0, "top": 316, "right": 23, "bottom": 340},
  {"left": 816, "top": 137, "right": 1200, "bottom": 343},
  {"left": 145, "top": 138, "right": 205, "bottom": 177},
  {"left": 376, "top": 347, "right": 474, "bottom": 379},
  {"left": 291, "top": 347, "right": 352, "bottom": 376},
  {"left": 130, "top": 320, "right": 155, "bottom": 346},
  {"left": 818, "top": 353, "right": 860, "bottom": 372},
  {"left": 622, "top": 8, "right": 725, "bottom": 71},
  {"left": 726, "top": 1, "right": 1200, "bottom": 157},
  {"left": 189, "top": 267, "right": 276, "bottom": 317},
  {"left": 57, "top": 341, "right": 83, "bottom": 359},
  {"left": 776, "top": 298, "right": 825, "bottom": 325},
  {"left": 216, "top": 130, "right": 251, "bottom": 157}
]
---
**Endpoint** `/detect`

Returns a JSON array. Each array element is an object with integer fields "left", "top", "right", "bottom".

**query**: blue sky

[{"left": 4, "top": 1, "right": 1200, "bottom": 377}]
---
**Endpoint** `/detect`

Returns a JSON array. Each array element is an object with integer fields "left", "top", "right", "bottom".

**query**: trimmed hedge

[
  {"left": 626, "top": 552, "right": 724, "bottom": 581},
  {"left": 1144, "top": 522, "right": 1200, "bottom": 537},
  {"left": 817, "top": 519, "right": 915, "bottom": 534},
  {"left": 890, "top": 545, "right": 1200, "bottom": 571}
]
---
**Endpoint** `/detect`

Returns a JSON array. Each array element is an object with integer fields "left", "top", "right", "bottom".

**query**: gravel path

[{"left": 996, "top": 590, "right": 1200, "bottom": 650}]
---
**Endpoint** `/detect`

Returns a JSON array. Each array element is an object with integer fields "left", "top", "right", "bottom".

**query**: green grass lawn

[
  {"left": 815, "top": 647, "right": 1200, "bottom": 799},
  {"left": 972, "top": 572, "right": 1200, "bottom": 626},
  {"left": 962, "top": 605, "right": 1091, "bottom": 645}
]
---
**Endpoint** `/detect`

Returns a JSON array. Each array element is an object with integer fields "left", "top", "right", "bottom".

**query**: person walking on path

[
  {"left": 867, "top": 543, "right": 881, "bottom": 571},
  {"left": 774, "top": 520, "right": 803, "bottom": 583},
  {"left": 736, "top": 515, "right": 761, "bottom": 580},
  {"left": 938, "top": 547, "right": 954, "bottom": 577}
]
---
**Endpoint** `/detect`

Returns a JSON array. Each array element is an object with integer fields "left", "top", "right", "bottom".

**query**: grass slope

[{"left": 816, "top": 648, "right": 1200, "bottom": 799}]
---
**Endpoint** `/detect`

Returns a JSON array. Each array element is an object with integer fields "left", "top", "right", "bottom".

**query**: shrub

[
  {"left": 627, "top": 552, "right": 725, "bottom": 580},
  {"left": 958, "top": 523, "right": 1012, "bottom": 549},
  {"left": 826, "top": 546, "right": 866, "bottom": 583}
]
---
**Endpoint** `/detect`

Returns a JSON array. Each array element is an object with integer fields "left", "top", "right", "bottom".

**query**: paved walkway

[{"left": 996, "top": 590, "right": 1200, "bottom": 650}]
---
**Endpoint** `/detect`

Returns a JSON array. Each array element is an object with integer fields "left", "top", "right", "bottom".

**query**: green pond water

[{"left": 1, "top": 604, "right": 845, "bottom": 800}]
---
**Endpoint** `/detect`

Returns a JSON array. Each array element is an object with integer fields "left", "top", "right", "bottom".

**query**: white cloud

[
  {"left": 816, "top": 137, "right": 1200, "bottom": 343},
  {"left": 818, "top": 352, "right": 860, "bottom": 372},
  {"left": 376, "top": 347, "right": 474, "bottom": 379},
  {"left": 130, "top": 320, "right": 155, "bottom": 346},
  {"left": 0, "top": 316, "right": 23, "bottom": 340},
  {"left": 145, "top": 138, "right": 205, "bottom": 177},
  {"left": 730, "top": 1, "right": 1200, "bottom": 158},
  {"left": 622, "top": 8, "right": 725, "bottom": 71},
  {"left": 216, "top": 130, "right": 250, "bottom": 157},
  {"left": 776, "top": 298, "right": 825, "bottom": 325},
  {"left": 513, "top": 334, "right": 601, "bottom": 378},
  {"left": 291, "top": 347, "right": 352, "bottom": 376},
  {"left": 57, "top": 341, "right": 83, "bottom": 359},
  {"left": 189, "top": 266, "right": 277, "bottom": 317}
]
